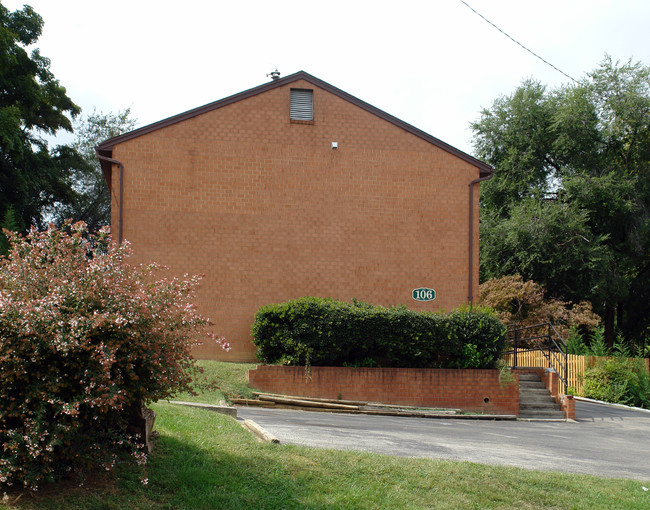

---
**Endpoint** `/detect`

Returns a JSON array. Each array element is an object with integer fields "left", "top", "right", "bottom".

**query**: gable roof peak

[{"left": 96, "top": 71, "right": 492, "bottom": 176}]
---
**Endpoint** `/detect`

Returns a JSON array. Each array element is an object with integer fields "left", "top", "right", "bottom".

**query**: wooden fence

[{"left": 503, "top": 350, "right": 650, "bottom": 395}]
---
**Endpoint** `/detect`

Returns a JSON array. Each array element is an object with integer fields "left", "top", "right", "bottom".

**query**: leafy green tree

[
  {"left": 57, "top": 109, "right": 137, "bottom": 232},
  {"left": 0, "top": 3, "right": 82, "bottom": 231},
  {"left": 480, "top": 200, "right": 609, "bottom": 304},
  {"left": 0, "top": 206, "right": 20, "bottom": 255},
  {"left": 472, "top": 79, "right": 558, "bottom": 215},
  {"left": 472, "top": 56, "right": 650, "bottom": 348}
]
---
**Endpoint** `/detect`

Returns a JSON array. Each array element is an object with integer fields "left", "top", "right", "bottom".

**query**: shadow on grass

[{"left": 144, "top": 432, "right": 336, "bottom": 509}]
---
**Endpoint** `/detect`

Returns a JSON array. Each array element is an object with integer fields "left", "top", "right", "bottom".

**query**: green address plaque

[{"left": 412, "top": 287, "right": 436, "bottom": 302}]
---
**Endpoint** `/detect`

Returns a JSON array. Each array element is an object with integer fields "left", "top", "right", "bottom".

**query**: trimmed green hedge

[{"left": 251, "top": 297, "right": 506, "bottom": 369}]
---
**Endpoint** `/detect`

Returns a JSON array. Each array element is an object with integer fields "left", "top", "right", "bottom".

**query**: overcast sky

[{"left": 5, "top": 0, "right": 650, "bottom": 154}]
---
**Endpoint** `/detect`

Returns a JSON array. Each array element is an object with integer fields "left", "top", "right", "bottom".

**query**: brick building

[{"left": 96, "top": 71, "right": 493, "bottom": 362}]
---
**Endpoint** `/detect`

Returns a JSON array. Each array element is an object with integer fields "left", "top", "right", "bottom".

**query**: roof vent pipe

[{"left": 267, "top": 69, "right": 281, "bottom": 80}]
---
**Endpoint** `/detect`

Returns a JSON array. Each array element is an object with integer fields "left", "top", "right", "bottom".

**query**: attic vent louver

[{"left": 290, "top": 89, "right": 313, "bottom": 121}]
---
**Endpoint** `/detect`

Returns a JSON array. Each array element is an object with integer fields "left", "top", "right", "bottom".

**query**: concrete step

[
  {"left": 520, "top": 392, "right": 555, "bottom": 401},
  {"left": 520, "top": 392, "right": 559, "bottom": 400},
  {"left": 518, "top": 373, "right": 544, "bottom": 381},
  {"left": 519, "top": 380, "right": 547, "bottom": 388},
  {"left": 521, "top": 399, "right": 560, "bottom": 407},
  {"left": 519, "top": 410, "right": 566, "bottom": 419},
  {"left": 520, "top": 402, "right": 562, "bottom": 410},
  {"left": 517, "top": 372, "right": 566, "bottom": 419},
  {"left": 520, "top": 385, "right": 551, "bottom": 391},
  {"left": 519, "top": 390, "right": 551, "bottom": 400},
  {"left": 520, "top": 389, "right": 557, "bottom": 398}
]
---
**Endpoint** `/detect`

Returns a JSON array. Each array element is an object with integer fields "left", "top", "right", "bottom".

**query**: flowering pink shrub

[{"left": 0, "top": 222, "right": 228, "bottom": 490}]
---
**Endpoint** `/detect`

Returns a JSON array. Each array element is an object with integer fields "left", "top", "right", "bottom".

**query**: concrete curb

[
  {"left": 517, "top": 418, "right": 571, "bottom": 422},
  {"left": 574, "top": 397, "right": 650, "bottom": 414},
  {"left": 242, "top": 419, "right": 280, "bottom": 443},
  {"left": 168, "top": 400, "right": 238, "bottom": 418},
  {"left": 357, "top": 410, "right": 517, "bottom": 420},
  {"left": 419, "top": 413, "right": 517, "bottom": 420}
]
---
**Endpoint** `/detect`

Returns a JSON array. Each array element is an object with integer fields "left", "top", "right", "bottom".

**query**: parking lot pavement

[{"left": 238, "top": 401, "right": 650, "bottom": 480}]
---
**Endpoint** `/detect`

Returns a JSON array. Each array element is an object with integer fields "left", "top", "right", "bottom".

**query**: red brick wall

[
  {"left": 109, "top": 79, "right": 483, "bottom": 361},
  {"left": 248, "top": 365, "right": 519, "bottom": 415}
]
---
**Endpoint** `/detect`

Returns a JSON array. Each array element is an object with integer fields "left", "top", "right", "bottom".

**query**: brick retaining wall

[{"left": 248, "top": 366, "right": 520, "bottom": 415}]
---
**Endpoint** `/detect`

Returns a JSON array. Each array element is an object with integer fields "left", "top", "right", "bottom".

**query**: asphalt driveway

[{"left": 238, "top": 401, "right": 650, "bottom": 480}]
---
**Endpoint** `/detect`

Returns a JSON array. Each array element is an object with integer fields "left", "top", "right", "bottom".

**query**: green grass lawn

[
  {"left": 2, "top": 362, "right": 649, "bottom": 509},
  {"left": 171, "top": 360, "right": 257, "bottom": 404}
]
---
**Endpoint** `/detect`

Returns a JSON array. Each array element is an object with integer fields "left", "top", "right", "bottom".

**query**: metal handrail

[{"left": 505, "top": 322, "right": 568, "bottom": 394}]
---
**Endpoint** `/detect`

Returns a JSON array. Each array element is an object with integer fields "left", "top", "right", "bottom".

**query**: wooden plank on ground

[
  {"left": 253, "top": 392, "right": 367, "bottom": 406},
  {"left": 231, "top": 398, "right": 276, "bottom": 407},
  {"left": 257, "top": 394, "right": 361, "bottom": 410}
]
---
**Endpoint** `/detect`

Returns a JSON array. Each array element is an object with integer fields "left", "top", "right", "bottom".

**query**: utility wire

[{"left": 458, "top": 0, "right": 578, "bottom": 83}]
